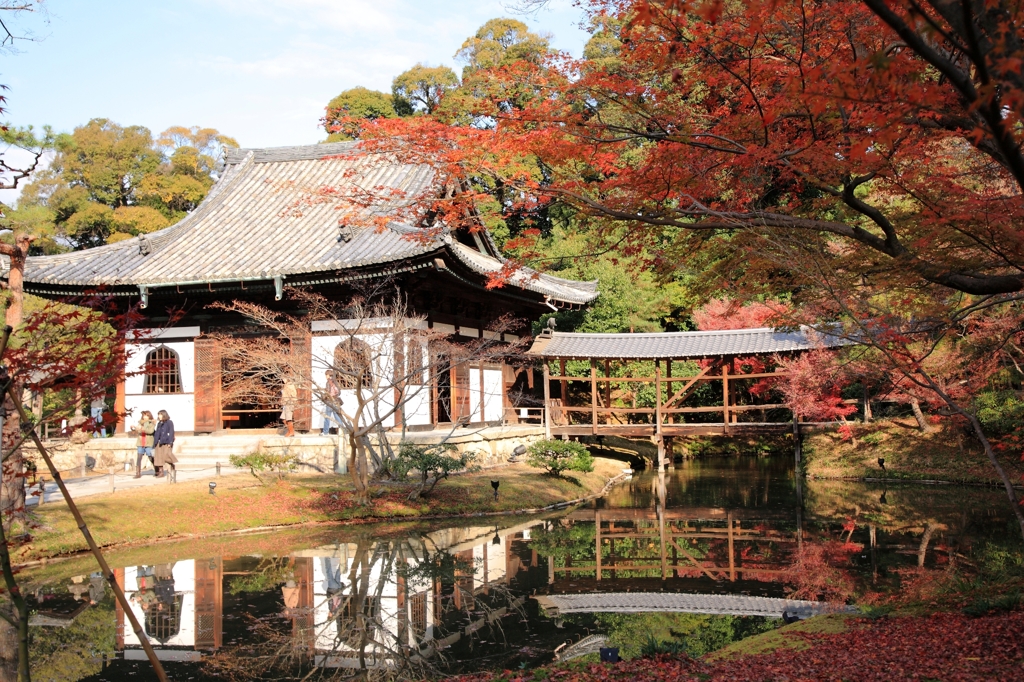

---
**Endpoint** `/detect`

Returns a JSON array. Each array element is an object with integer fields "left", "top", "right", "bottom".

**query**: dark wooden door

[
  {"left": 193, "top": 338, "right": 221, "bottom": 433},
  {"left": 293, "top": 334, "right": 312, "bottom": 432},
  {"left": 454, "top": 362, "right": 471, "bottom": 423}
]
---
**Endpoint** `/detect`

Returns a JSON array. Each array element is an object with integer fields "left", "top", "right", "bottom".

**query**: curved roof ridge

[
  {"left": 528, "top": 326, "right": 847, "bottom": 359},
  {"left": 553, "top": 326, "right": 787, "bottom": 338},
  {"left": 446, "top": 240, "right": 599, "bottom": 305},
  {"left": 224, "top": 141, "right": 361, "bottom": 165}
]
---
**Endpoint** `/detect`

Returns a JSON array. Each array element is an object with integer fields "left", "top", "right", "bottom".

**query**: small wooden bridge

[{"left": 526, "top": 327, "right": 847, "bottom": 465}]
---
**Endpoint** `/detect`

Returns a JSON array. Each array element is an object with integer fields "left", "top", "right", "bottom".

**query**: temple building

[{"left": 10, "top": 142, "right": 597, "bottom": 434}]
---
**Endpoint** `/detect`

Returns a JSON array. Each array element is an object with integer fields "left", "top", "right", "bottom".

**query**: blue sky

[
  {"left": 0, "top": 0, "right": 591, "bottom": 203},
  {"left": 2, "top": 0, "right": 590, "bottom": 145}
]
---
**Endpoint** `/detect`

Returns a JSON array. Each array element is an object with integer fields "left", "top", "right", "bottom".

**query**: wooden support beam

[
  {"left": 604, "top": 359, "right": 611, "bottom": 409},
  {"left": 590, "top": 359, "right": 598, "bottom": 430},
  {"left": 729, "top": 358, "right": 738, "bottom": 424},
  {"left": 543, "top": 363, "right": 552, "bottom": 439},
  {"left": 665, "top": 360, "right": 672, "bottom": 425},
  {"left": 655, "top": 360, "right": 663, "bottom": 437},
  {"left": 559, "top": 358, "right": 567, "bottom": 404},
  {"left": 722, "top": 361, "right": 730, "bottom": 430},
  {"left": 661, "top": 358, "right": 725, "bottom": 409},
  {"left": 667, "top": 538, "right": 719, "bottom": 580},
  {"left": 595, "top": 510, "right": 602, "bottom": 581}
]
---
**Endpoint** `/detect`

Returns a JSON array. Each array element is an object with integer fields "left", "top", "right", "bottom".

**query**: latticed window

[
  {"left": 406, "top": 335, "right": 426, "bottom": 385},
  {"left": 334, "top": 338, "right": 373, "bottom": 389},
  {"left": 143, "top": 346, "right": 183, "bottom": 394}
]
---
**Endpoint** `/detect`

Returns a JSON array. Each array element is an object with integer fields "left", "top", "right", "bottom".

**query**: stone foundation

[{"left": 28, "top": 424, "right": 546, "bottom": 476}]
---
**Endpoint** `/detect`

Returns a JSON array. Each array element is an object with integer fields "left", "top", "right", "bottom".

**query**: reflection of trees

[
  {"left": 566, "top": 612, "right": 777, "bottom": 660},
  {"left": 29, "top": 597, "right": 116, "bottom": 682}
]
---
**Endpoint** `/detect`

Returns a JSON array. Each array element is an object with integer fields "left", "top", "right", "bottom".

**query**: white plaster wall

[
  {"left": 124, "top": 339, "right": 196, "bottom": 432},
  {"left": 472, "top": 540, "right": 508, "bottom": 590},
  {"left": 311, "top": 330, "right": 411, "bottom": 431},
  {"left": 124, "top": 560, "right": 196, "bottom": 648},
  {"left": 468, "top": 368, "right": 505, "bottom": 423},
  {"left": 313, "top": 553, "right": 405, "bottom": 654},
  {"left": 404, "top": 384, "right": 431, "bottom": 426}
]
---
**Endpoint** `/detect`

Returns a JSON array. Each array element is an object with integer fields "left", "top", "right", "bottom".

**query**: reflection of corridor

[{"left": 550, "top": 471, "right": 802, "bottom": 585}]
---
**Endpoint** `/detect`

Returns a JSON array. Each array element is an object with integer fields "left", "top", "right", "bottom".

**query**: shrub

[
  {"left": 974, "top": 390, "right": 1024, "bottom": 436},
  {"left": 526, "top": 439, "right": 594, "bottom": 476},
  {"left": 229, "top": 450, "right": 298, "bottom": 484},
  {"left": 390, "top": 441, "right": 477, "bottom": 500}
]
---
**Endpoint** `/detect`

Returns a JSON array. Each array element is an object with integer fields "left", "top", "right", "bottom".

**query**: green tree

[
  {"left": 14, "top": 119, "right": 235, "bottom": 250},
  {"left": 391, "top": 63, "right": 459, "bottom": 115},
  {"left": 454, "top": 17, "right": 551, "bottom": 78},
  {"left": 582, "top": 15, "right": 623, "bottom": 72},
  {"left": 324, "top": 86, "right": 397, "bottom": 141}
]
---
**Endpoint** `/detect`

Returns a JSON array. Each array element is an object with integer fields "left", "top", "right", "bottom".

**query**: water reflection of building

[
  {"left": 287, "top": 523, "right": 527, "bottom": 669},
  {"left": 115, "top": 558, "right": 223, "bottom": 662}
]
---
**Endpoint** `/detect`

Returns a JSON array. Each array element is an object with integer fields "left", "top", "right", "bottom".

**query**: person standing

[
  {"left": 90, "top": 396, "right": 107, "bottom": 438},
  {"left": 153, "top": 410, "right": 178, "bottom": 479},
  {"left": 131, "top": 411, "right": 156, "bottom": 479},
  {"left": 321, "top": 371, "right": 341, "bottom": 436},
  {"left": 281, "top": 377, "right": 297, "bottom": 437}
]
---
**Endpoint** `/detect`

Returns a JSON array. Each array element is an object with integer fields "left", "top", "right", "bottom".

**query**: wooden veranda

[{"left": 526, "top": 327, "right": 848, "bottom": 466}]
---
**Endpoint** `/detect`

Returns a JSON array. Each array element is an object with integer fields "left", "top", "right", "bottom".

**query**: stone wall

[{"left": 28, "top": 425, "right": 546, "bottom": 477}]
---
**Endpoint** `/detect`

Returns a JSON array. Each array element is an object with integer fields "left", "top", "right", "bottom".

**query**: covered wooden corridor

[{"left": 526, "top": 326, "right": 847, "bottom": 465}]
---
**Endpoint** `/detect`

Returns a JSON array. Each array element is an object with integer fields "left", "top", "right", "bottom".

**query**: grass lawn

[
  {"left": 16, "top": 457, "right": 626, "bottom": 562},
  {"left": 802, "top": 418, "right": 1023, "bottom": 485}
]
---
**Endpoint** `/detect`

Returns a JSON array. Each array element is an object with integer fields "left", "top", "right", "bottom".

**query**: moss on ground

[
  {"left": 705, "top": 613, "right": 854, "bottom": 660},
  {"left": 802, "top": 418, "right": 1023, "bottom": 485},
  {"left": 16, "top": 458, "right": 626, "bottom": 562}
]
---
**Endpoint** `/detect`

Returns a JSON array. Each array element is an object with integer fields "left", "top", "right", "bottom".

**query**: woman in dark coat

[{"left": 153, "top": 410, "right": 178, "bottom": 479}]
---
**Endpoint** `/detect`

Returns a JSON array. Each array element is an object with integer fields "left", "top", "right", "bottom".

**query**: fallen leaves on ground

[{"left": 450, "top": 611, "right": 1024, "bottom": 682}]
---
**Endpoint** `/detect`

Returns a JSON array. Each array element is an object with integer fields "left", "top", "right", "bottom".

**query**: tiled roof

[
  {"left": 526, "top": 327, "right": 846, "bottom": 359},
  {"left": 12, "top": 142, "right": 598, "bottom": 304}
]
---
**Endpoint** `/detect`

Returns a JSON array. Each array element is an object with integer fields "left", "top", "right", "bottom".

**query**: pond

[{"left": 21, "top": 456, "right": 1022, "bottom": 680}]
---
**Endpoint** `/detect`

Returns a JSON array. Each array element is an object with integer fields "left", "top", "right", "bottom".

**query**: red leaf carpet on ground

[{"left": 450, "top": 612, "right": 1024, "bottom": 681}]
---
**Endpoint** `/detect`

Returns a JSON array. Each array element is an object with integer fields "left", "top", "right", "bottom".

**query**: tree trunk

[
  {"left": 0, "top": 614, "right": 18, "bottom": 682},
  {"left": 0, "top": 493, "right": 30, "bottom": 682},
  {"left": 863, "top": 385, "right": 872, "bottom": 422},
  {"left": 348, "top": 433, "right": 370, "bottom": 503},
  {"left": 908, "top": 398, "right": 935, "bottom": 432},
  {"left": 917, "top": 523, "right": 934, "bottom": 568},
  {"left": 0, "top": 235, "right": 31, "bottom": 523}
]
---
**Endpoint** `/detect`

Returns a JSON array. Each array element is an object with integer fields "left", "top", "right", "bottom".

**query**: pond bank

[
  {"left": 800, "top": 418, "right": 1024, "bottom": 486},
  {"left": 16, "top": 457, "right": 627, "bottom": 563}
]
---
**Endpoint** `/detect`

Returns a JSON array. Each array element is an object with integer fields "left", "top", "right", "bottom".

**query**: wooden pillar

[
  {"left": 595, "top": 510, "right": 602, "bottom": 581},
  {"left": 655, "top": 361, "right": 663, "bottom": 468},
  {"left": 590, "top": 359, "right": 598, "bottom": 432},
  {"left": 721, "top": 361, "right": 730, "bottom": 430},
  {"left": 604, "top": 359, "right": 611, "bottom": 409},
  {"left": 729, "top": 358, "right": 738, "bottom": 424},
  {"left": 114, "top": 376, "right": 126, "bottom": 435},
  {"left": 559, "top": 358, "right": 567, "bottom": 404},
  {"left": 543, "top": 363, "right": 552, "bottom": 439},
  {"left": 665, "top": 360, "right": 672, "bottom": 426},
  {"left": 430, "top": 348, "right": 440, "bottom": 427},
  {"left": 478, "top": 361, "right": 486, "bottom": 423}
]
